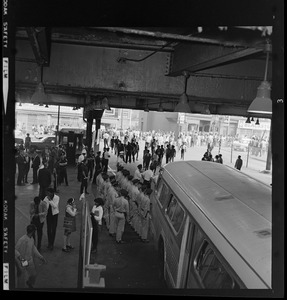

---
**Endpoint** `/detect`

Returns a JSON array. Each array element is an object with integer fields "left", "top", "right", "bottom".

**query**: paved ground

[{"left": 14, "top": 139, "right": 272, "bottom": 291}]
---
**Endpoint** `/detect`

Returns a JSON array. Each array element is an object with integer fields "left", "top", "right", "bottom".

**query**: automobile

[
  {"left": 29, "top": 135, "right": 57, "bottom": 151},
  {"left": 233, "top": 139, "right": 250, "bottom": 152},
  {"left": 15, "top": 137, "right": 24, "bottom": 149}
]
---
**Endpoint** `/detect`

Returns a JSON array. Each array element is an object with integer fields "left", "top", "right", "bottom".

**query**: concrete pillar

[{"left": 86, "top": 113, "right": 93, "bottom": 152}]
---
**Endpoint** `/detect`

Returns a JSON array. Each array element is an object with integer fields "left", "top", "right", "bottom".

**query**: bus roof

[{"left": 163, "top": 160, "right": 271, "bottom": 288}]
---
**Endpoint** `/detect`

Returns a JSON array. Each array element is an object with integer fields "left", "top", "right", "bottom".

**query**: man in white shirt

[
  {"left": 15, "top": 224, "right": 46, "bottom": 288},
  {"left": 103, "top": 132, "right": 110, "bottom": 148},
  {"left": 141, "top": 166, "right": 154, "bottom": 189},
  {"left": 43, "top": 187, "right": 60, "bottom": 250},
  {"left": 77, "top": 151, "right": 86, "bottom": 181},
  {"left": 116, "top": 151, "right": 126, "bottom": 171},
  {"left": 133, "top": 164, "right": 143, "bottom": 182}
]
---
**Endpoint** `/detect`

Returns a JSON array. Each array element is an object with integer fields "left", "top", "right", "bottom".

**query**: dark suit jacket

[
  {"left": 32, "top": 155, "right": 40, "bottom": 169},
  {"left": 38, "top": 167, "right": 52, "bottom": 188}
]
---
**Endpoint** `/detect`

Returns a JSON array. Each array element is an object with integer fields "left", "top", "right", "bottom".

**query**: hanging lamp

[
  {"left": 174, "top": 71, "right": 191, "bottom": 113},
  {"left": 247, "top": 41, "right": 272, "bottom": 115},
  {"left": 245, "top": 116, "right": 251, "bottom": 123},
  {"left": 30, "top": 64, "right": 48, "bottom": 106}
]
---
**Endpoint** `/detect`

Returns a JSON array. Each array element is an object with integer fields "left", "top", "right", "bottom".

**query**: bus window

[
  {"left": 159, "top": 183, "right": 170, "bottom": 207},
  {"left": 166, "top": 196, "right": 177, "bottom": 219},
  {"left": 196, "top": 241, "right": 239, "bottom": 289},
  {"left": 156, "top": 177, "right": 164, "bottom": 199},
  {"left": 166, "top": 196, "right": 185, "bottom": 232}
]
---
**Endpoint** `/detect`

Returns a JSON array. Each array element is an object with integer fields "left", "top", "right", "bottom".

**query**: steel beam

[
  {"left": 26, "top": 27, "right": 50, "bottom": 66},
  {"left": 93, "top": 27, "right": 263, "bottom": 48},
  {"left": 168, "top": 43, "right": 263, "bottom": 76}
]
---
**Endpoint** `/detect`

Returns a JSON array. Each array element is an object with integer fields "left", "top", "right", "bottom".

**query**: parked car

[
  {"left": 29, "top": 135, "right": 57, "bottom": 151},
  {"left": 233, "top": 138, "right": 250, "bottom": 152},
  {"left": 15, "top": 137, "right": 24, "bottom": 149}
]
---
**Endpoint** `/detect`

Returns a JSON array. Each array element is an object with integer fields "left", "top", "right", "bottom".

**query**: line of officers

[{"left": 94, "top": 165, "right": 153, "bottom": 244}]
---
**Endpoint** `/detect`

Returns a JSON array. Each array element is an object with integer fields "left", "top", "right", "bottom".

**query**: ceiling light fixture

[
  {"left": 247, "top": 41, "right": 272, "bottom": 115},
  {"left": 255, "top": 118, "right": 260, "bottom": 125},
  {"left": 174, "top": 71, "right": 191, "bottom": 113},
  {"left": 245, "top": 116, "right": 251, "bottom": 123},
  {"left": 30, "top": 64, "right": 48, "bottom": 106}
]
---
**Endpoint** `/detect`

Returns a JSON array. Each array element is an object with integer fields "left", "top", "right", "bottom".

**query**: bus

[{"left": 149, "top": 160, "right": 271, "bottom": 289}]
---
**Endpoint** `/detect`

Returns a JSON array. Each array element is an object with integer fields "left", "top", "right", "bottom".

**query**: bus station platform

[{"left": 14, "top": 140, "right": 272, "bottom": 291}]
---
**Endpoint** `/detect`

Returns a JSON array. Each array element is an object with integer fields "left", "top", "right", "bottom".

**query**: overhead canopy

[{"left": 13, "top": 1, "right": 282, "bottom": 119}]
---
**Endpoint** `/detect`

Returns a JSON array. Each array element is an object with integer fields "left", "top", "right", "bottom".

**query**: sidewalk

[{"left": 15, "top": 164, "right": 89, "bottom": 289}]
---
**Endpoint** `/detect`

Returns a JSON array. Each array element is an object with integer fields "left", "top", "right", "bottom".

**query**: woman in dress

[{"left": 62, "top": 198, "right": 78, "bottom": 252}]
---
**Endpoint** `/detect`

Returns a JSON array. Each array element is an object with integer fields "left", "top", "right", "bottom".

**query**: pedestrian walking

[
  {"left": 15, "top": 224, "right": 47, "bottom": 288},
  {"left": 58, "top": 152, "right": 68, "bottom": 186},
  {"left": 30, "top": 196, "right": 47, "bottom": 251},
  {"left": 16, "top": 149, "right": 26, "bottom": 185},
  {"left": 38, "top": 161, "right": 52, "bottom": 200},
  {"left": 43, "top": 187, "right": 60, "bottom": 250},
  {"left": 125, "top": 142, "right": 133, "bottom": 163},
  {"left": 180, "top": 143, "right": 187, "bottom": 160},
  {"left": 134, "top": 141, "right": 140, "bottom": 161},
  {"left": 62, "top": 198, "right": 78, "bottom": 252},
  {"left": 113, "top": 189, "right": 130, "bottom": 244},
  {"left": 103, "top": 131, "right": 110, "bottom": 148},
  {"left": 102, "top": 147, "right": 111, "bottom": 173},
  {"left": 24, "top": 133, "right": 31, "bottom": 152},
  {"left": 90, "top": 197, "right": 104, "bottom": 253},
  {"left": 218, "top": 154, "right": 223, "bottom": 164},
  {"left": 170, "top": 145, "right": 176, "bottom": 162},
  {"left": 235, "top": 155, "right": 243, "bottom": 170},
  {"left": 165, "top": 144, "right": 171, "bottom": 164},
  {"left": 77, "top": 151, "right": 86, "bottom": 182},
  {"left": 23, "top": 152, "right": 31, "bottom": 183},
  {"left": 143, "top": 149, "right": 151, "bottom": 170},
  {"left": 87, "top": 149, "right": 95, "bottom": 180},
  {"left": 31, "top": 151, "right": 40, "bottom": 184},
  {"left": 92, "top": 151, "right": 102, "bottom": 184},
  {"left": 80, "top": 158, "right": 89, "bottom": 194}
]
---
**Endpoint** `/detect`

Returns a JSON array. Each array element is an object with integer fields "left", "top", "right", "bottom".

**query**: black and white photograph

[{"left": 2, "top": 0, "right": 284, "bottom": 297}]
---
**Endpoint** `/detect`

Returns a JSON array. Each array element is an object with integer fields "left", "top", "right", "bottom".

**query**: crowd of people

[
  {"left": 14, "top": 127, "right": 260, "bottom": 288},
  {"left": 91, "top": 164, "right": 154, "bottom": 251}
]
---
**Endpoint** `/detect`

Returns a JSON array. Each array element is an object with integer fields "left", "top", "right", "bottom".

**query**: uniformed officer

[
  {"left": 134, "top": 184, "right": 147, "bottom": 236},
  {"left": 140, "top": 188, "right": 153, "bottom": 242},
  {"left": 107, "top": 179, "right": 120, "bottom": 237},
  {"left": 129, "top": 179, "right": 140, "bottom": 229},
  {"left": 102, "top": 174, "right": 111, "bottom": 229},
  {"left": 113, "top": 189, "right": 130, "bottom": 244}
]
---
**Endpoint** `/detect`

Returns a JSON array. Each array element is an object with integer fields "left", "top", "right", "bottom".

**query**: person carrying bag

[{"left": 62, "top": 198, "right": 78, "bottom": 252}]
